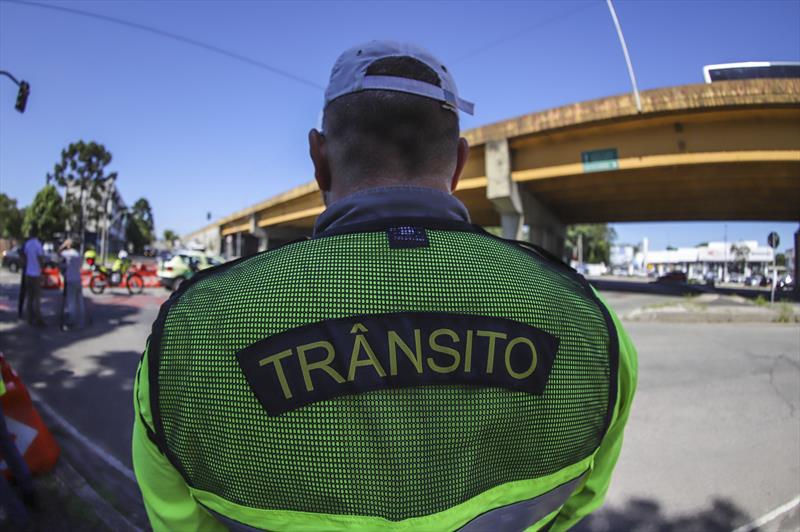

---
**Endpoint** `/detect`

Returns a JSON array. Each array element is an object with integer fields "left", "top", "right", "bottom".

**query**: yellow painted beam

[
  {"left": 217, "top": 181, "right": 320, "bottom": 226},
  {"left": 465, "top": 79, "right": 800, "bottom": 147},
  {"left": 512, "top": 150, "right": 800, "bottom": 182},
  {"left": 257, "top": 206, "right": 325, "bottom": 228},
  {"left": 220, "top": 222, "right": 251, "bottom": 237},
  {"left": 456, "top": 176, "right": 487, "bottom": 191}
]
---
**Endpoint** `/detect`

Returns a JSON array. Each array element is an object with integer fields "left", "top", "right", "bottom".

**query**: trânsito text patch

[{"left": 237, "top": 312, "right": 560, "bottom": 416}]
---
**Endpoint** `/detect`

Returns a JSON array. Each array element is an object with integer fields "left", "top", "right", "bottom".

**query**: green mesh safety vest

[{"left": 145, "top": 219, "right": 618, "bottom": 527}]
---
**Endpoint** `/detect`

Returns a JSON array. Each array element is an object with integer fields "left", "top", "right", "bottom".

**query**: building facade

[{"left": 611, "top": 240, "right": 775, "bottom": 281}]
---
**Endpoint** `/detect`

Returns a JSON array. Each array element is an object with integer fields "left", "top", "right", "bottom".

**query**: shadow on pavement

[
  {"left": 0, "top": 278, "right": 150, "bottom": 461},
  {"left": 0, "top": 277, "right": 155, "bottom": 527},
  {"left": 574, "top": 497, "right": 752, "bottom": 532}
]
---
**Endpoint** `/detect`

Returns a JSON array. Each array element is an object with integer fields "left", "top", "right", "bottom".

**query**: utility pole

[
  {"left": 100, "top": 177, "right": 116, "bottom": 262},
  {"left": 723, "top": 224, "right": 728, "bottom": 283}
]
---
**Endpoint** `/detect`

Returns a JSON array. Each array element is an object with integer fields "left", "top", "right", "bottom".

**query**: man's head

[{"left": 310, "top": 41, "right": 472, "bottom": 204}]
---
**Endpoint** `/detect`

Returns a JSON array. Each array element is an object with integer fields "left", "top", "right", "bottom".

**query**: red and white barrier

[{"left": 79, "top": 263, "right": 161, "bottom": 289}]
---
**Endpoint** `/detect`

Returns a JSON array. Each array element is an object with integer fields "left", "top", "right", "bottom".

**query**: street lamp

[
  {"left": 606, "top": 1, "right": 642, "bottom": 113},
  {"left": 0, "top": 70, "right": 30, "bottom": 113}
]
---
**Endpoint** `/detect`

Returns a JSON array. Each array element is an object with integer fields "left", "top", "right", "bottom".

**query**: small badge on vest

[
  {"left": 387, "top": 226, "right": 429, "bottom": 248},
  {"left": 237, "top": 312, "right": 559, "bottom": 416}
]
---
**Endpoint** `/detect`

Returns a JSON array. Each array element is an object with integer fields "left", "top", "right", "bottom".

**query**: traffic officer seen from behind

[{"left": 132, "top": 40, "right": 637, "bottom": 531}]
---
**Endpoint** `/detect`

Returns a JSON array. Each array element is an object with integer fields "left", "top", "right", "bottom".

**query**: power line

[
  {"left": 452, "top": 2, "right": 599, "bottom": 64},
  {"left": 3, "top": 0, "right": 325, "bottom": 91}
]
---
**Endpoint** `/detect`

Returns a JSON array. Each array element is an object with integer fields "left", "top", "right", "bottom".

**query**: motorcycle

[{"left": 89, "top": 259, "right": 144, "bottom": 295}]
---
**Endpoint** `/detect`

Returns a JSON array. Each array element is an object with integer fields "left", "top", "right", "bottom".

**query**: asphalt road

[
  {"left": 1, "top": 270, "right": 798, "bottom": 530},
  {"left": 0, "top": 270, "right": 163, "bottom": 468},
  {"left": 580, "top": 321, "right": 800, "bottom": 531}
]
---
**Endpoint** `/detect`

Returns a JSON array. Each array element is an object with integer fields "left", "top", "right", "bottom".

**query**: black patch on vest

[
  {"left": 237, "top": 312, "right": 559, "bottom": 416},
  {"left": 387, "top": 226, "right": 429, "bottom": 248}
]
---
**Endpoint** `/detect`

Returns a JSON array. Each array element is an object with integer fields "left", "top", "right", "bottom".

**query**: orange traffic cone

[{"left": 0, "top": 355, "right": 60, "bottom": 477}]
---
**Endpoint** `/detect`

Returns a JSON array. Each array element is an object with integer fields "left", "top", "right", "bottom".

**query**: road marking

[
  {"left": 28, "top": 389, "right": 138, "bottom": 483},
  {"left": 732, "top": 495, "right": 800, "bottom": 532}
]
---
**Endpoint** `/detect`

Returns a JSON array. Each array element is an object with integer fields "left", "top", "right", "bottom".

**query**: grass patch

[
  {"left": 681, "top": 293, "right": 707, "bottom": 311},
  {"left": 643, "top": 301, "right": 679, "bottom": 311},
  {"left": 753, "top": 295, "right": 769, "bottom": 307},
  {"left": 774, "top": 303, "right": 796, "bottom": 323},
  {"left": 643, "top": 297, "right": 707, "bottom": 312}
]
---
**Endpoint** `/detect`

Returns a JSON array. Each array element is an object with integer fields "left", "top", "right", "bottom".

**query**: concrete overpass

[{"left": 184, "top": 78, "right": 800, "bottom": 258}]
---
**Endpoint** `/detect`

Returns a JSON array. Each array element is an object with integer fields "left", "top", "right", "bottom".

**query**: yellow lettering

[
  {"left": 476, "top": 330, "right": 507, "bottom": 374},
  {"left": 504, "top": 337, "right": 538, "bottom": 379},
  {"left": 259, "top": 349, "right": 294, "bottom": 399},
  {"left": 297, "top": 341, "right": 345, "bottom": 392},
  {"left": 388, "top": 330, "right": 423, "bottom": 375},
  {"left": 464, "top": 329, "right": 474, "bottom": 372},
  {"left": 427, "top": 328, "right": 461, "bottom": 374},
  {"left": 350, "top": 323, "right": 368, "bottom": 334},
  {"left": 348, "top": 334, "right": 387, "bottom": 381}
]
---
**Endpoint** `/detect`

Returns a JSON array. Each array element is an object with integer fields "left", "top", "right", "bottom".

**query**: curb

[
  {"left": 623, "top": 306, "right": 800, "bottom": 324},
  {"left": 51, "top": 458, "right": 142, "bottom": 532},
  {"left": 29, "top": 393, "right": 147, "bottom": 531}
]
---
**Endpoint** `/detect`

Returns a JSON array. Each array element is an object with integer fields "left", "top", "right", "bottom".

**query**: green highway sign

[{"left": 582, "top": 148, "right": 619, "bottom": 173}]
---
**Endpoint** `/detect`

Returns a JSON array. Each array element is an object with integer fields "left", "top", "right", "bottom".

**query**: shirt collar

[{"left": 313, "top": 185, "right": 471, "bottom": 236}]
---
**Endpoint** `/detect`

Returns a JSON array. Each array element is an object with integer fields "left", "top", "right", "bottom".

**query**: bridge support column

[
  {"left": 250, "top": 215, "right": 270, "bottom": 252},
  {"left": 522, "top": 190, "right": 566, "bottom": 260},
  {"left": 486, "top": 139, "right": 524, "bottom": 240},
  {"left": 249, "top": 223, "right": 311, "bottom": 252},
  {"left": 485, "top": 139, "right": 566, "bottom": 257}
]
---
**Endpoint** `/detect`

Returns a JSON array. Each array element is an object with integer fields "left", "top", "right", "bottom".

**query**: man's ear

[
  {"left": 309, "top": 129, "right": 331, "bottom": 192},
  {"left": 450, "top": 137, "right": 470, "bottom": 193}
]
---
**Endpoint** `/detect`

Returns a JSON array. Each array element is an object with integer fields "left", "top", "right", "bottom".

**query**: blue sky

[{"left": 1, "top": 0, "right": 798, "bottom": 252}]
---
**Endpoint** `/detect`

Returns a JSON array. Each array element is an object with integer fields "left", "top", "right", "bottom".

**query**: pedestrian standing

[
  {"left": 22, "top": 228, "right": 45, "bottom": 327},
  {"left": 16, "top": 267, "right": 25, "bottom": 320},
  {"left": 133, "top": 41, "right": 637, "bottom": 532},
  {"left": 59, "top": 239, "right": 85, "bottom": 330}
]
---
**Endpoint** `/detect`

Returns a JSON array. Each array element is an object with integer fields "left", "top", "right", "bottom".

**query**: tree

[
  {"left": 0, "top": 193, "right": 24, "bottom": 240},
  {"left": 131, "top": 198, "right": 154, "bottom": 239},
  {"left": 22, "top": 185, "right": 66, "bottom": 241},
  {"left": 163, "top": 229, "right": 179, "bottom": 248},
  {"left": 565, "top": 224, "right": 617, "bottom": 264},
  {"left": 47, "top": 141, "right": 117, "bottom": 246},
  {"left": 126, "top": 197, "right": 155, "bottom": 253},
  {"left": 731, "top": 244, "right": 750, "bottom": 273}
]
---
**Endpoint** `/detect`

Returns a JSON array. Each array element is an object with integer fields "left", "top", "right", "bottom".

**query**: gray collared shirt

[{"left": 313, "top": 186, "right": 471, "bottom": 236}]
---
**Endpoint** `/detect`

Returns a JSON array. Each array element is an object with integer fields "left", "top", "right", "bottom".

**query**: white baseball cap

[{"left": 324, "top": 40, "right": 475, "bottom": 115}]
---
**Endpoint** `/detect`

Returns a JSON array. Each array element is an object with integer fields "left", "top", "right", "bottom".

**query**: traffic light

[{"left": 15, "top": 81, "right": 29, "bottom": 113}]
